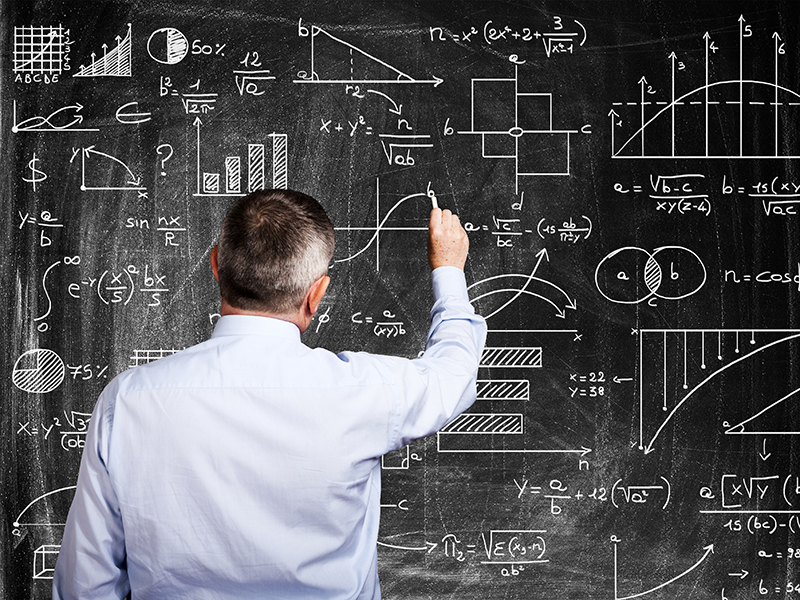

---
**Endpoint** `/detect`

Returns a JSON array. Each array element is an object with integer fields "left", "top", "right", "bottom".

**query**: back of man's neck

[{"left": 220, "top": 300, "right": 303, "bottom": 331}]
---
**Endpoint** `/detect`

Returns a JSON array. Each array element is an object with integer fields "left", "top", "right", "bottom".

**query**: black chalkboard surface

[{"left": 4, "top": 0, "right": 800, "bottom": 597}]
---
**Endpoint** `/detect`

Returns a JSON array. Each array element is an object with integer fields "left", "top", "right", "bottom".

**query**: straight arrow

[
  {"left": 378, "top": 541, "right": 437, "bottom": 553},
  {"left": 728, "top": 570, "right": 749, "bottom": 580},
  {"left": 639, "top": 77, "right": 647, "bottom": 156},
  {"left": 704, "top": 32, "right": 710, "bottom": 157},
  {"left": 774, "top": 32, "right": 781, "bottom": 156},
  {"left": 739, "top": 15, "right": 745, "bottom": 157},
  {"left": 194, "top": 116, "right": 203, "bottom": 195},
  {"left": 759, "top": 439, "right": 771, "bottom": 461},
  {"left": 669, "top": 52, "right": 676, "bottom": 157},
  {"left": 608, "top": 109, "right": 620, "bottom": 157}
]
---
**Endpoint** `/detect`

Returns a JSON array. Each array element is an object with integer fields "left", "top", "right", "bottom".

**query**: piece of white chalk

[{"left": 431, "top": 196, "right": 438, "bottom": 209}]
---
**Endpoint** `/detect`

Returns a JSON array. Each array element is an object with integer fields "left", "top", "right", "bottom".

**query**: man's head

[{"left": 213, "top": 189, "right": 335, "bottom": 317}]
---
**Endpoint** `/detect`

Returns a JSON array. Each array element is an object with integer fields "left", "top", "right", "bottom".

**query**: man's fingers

[
  {"left": 430, "top": 208, "right": 465, "bottom": 237},
  {"left": 440, "top": 209, "right": 453, "bottom": 230},
  {"left": 429, "top": 207, "right": 442, "bottom": 228},
  {"left": 428, "top": 205, "right": 469, "bottom": 271},
  {"left": 430, "top": 207, "right": 454, "bottom": 231}
]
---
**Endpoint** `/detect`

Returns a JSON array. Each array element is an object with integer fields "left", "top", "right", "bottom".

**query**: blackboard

[{"left": 4, "top": 0, "right": 800, "bottom": 597}]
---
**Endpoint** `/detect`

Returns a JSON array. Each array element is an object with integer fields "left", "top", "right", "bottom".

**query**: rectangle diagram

[
  {"left": 225, "top": 156, "right": 241, "bottom": 193},
  {"left": 437, "top": 413, "right": 523, "bottom": 453},
  {"left": 272, "top": 134, "right": 288, "bottom": 188},
  {"left": 480, "top": 347, "right": 542, "bottom": 368},
  {"left": 476, "top": 379, "right": 530, "bottom": 401},
  {"left": 248, "top": 144, "right": 265, "bottom": 191},
  {"left": 202, "top": 172, "right": 220, "bottom": 194},
  {"left": 441, "top": 413, "right": 524, "bottom": 435},
  {"left": 33, "top": 544, "right": 60, "bottom": 579},
  {"left": 459, "top": 64, "right": 580, "bottom": 193}
]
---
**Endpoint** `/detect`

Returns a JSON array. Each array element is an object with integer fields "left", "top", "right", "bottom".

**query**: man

[{"left": 53, "top": 188, "right": 486, "bottom": 599}]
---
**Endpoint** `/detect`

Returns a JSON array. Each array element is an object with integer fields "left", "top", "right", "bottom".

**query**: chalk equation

[{"left": 429, "top": 14, "right": 587, "bottom": 57}]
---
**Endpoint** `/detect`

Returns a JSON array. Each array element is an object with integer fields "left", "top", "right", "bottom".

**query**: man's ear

[
  {"left": 210, "top": 246, "right": 219, "bottom": 281},
  {"left": 307, "top": 275, "right": 330, "bottom": 316}
]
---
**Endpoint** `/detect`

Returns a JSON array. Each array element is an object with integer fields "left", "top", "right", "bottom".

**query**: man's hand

[{"left": 428, "top": 208, "right": 469, "bottom": 271}]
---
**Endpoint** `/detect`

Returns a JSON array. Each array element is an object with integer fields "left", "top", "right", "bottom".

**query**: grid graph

[
  {"left": 13, "top": 26, "right": 68, "bottom": 74},
  {"left": 128, "top": 348, "right": 182, "bottom": 368}
]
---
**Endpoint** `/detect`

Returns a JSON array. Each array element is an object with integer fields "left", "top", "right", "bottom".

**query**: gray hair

[{"left": 216, "top": 189, "right": 335, "bottom": 314}]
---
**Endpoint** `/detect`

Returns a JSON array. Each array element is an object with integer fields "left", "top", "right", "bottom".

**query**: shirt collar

[{"left": 211, "top": 315, "right": 301, "bottom": 341}]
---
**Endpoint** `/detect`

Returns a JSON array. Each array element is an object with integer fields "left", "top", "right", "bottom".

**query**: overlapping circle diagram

[
  {"left": 12, "top": 349, "right": 65, "bottom": 394},
  {"left": 594, "top": 246, "right": 706, "bottom": 305}
]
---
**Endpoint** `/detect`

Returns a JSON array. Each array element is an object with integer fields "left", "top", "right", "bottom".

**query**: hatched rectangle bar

[
  {"left": 480, "top": 347, "right": 542, "bottom": 368},
  {"left": 271, "top": 134, "right": 288, "bottom": 189},
  {"left": 225, "top": 156, "right": 241, "bottom": 193},
  {"left": 476, "top": 379, "right": 530, "bottom": 401},
  {"left": 248, "top": 144, "right": 265, "bottom": 191},
  {"left": 440, "top": 413, "right": 523, "bottom": 434},
  {"left": 203, "top": 172, "right": 220, "bottom": 194}
]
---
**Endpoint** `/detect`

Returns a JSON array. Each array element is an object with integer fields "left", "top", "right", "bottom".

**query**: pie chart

[
  {"left": 12, "top": 349, "right": 65, "bottom": 394},
  {"left": 147, "top": 27, "right": 189, "bottom": 65}
]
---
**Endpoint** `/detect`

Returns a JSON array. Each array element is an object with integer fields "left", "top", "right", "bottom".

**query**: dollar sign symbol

[{"left": 22, "top": 153, "right": 47, "bottom": 191}]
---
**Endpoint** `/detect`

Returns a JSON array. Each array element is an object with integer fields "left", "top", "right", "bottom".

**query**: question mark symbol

[{"left": 156, "top": 143, "right": 174, "bottom": 176}]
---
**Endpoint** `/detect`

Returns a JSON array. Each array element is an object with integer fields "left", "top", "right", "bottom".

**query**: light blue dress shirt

[{"left": 53, "top": 266, "right": 486, "bottom": 599}]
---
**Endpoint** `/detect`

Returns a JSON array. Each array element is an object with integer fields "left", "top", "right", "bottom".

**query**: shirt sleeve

[
  {"left": 53, "top": 386, "right": 130, "bottom": 600},
  {"left": 388, "top": 265, "right": 487, "bottom": 449}
]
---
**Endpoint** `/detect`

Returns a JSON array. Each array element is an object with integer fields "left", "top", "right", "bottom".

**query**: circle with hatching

[
  {"left": 595, "top": 246, "right": 706, "bottom": 305},
  {"left": 147, "top": 28, "right": 189, "bottom": 65},
  {"left": 12, "top": 349, "right": 65, "bottom": 394}
]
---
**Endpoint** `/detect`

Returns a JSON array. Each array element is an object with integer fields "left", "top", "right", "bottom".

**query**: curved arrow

[
  {"left": 468, "top": 249, "right": 548, "bottom": 319},
  {"left": 15, "top": 105, "right": 84, "bottom": 131},
  {"left": 535, "top": 277, "right": 576, "bottom": 309},
  {"left": 42, "top": 104, "right": 85, "bottom": 129},
  {"left": 84, "top": 147, "right": 140, "bottom": 185},
  {"left": 617, "top": 544, "right": 713, "bottom": 600},
  {"left": 467, "top": 273, "right": 575, "bottom": 311},
  {"left": 13, "top": 101, "right": 92, "bottom": 132},
  {"left": 470, "top": 288, "right": 565, "bottom": 319},
  {"left": 366, "top": 89, "right": 402, "bottom": 115}
]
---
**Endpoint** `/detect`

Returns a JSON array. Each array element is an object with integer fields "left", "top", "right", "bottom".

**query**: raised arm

[{"left": 384, "top": 207, "right": 487, "bottom": 449}]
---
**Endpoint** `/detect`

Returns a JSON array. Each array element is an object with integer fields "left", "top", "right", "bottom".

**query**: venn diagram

[{"left": 594, "top": 246, "right": 706, "bottom": 305}]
